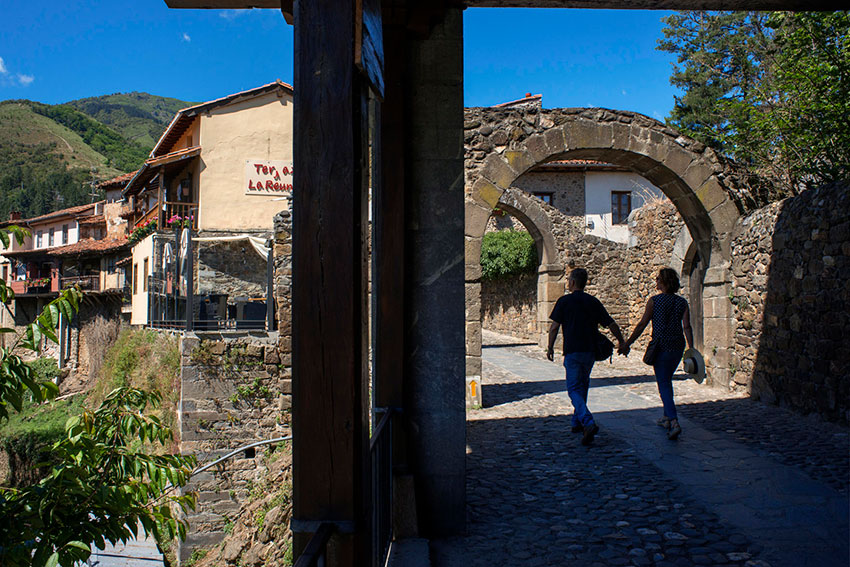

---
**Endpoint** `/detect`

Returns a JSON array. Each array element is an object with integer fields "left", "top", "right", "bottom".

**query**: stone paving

[{"left": 430, "top": 331, "right": 849, "bottom": 567}]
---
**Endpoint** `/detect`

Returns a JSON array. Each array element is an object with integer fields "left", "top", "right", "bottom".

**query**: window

[
  {"left": 533, "top": 192, "right": 553, "bottom": 206},
  {"left": 62, "top": 224, "right": 69, "bottom": 244},
  {"left": 106, "top": 256, "right": 116, "bottom": 274},
  {"left": 611, "top": 191, "right": 632, "bottom": 225},
  {"left": 143, "top": 258, "right": 149, "bottom": 291},
  {"left": 2, "top": 266, "right": 7, "bottom": 283},
  {"left": 36, "top": 230, "right": 43, "bottom": 248},
  {"left": 133, "top": 263, "right": 138, "bottom": 294},
  {"left": 49, "top": 228, "right": 55, "bottom": 247}
]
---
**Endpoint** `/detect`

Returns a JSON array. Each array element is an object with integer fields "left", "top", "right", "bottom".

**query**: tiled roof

[
  {"left": 492, "top": 93, "right": 542, "bottom": 108},
  {"left": 44, "top": 238, "right": 129, "bottom": 257},
  {"left": 0, "top": 202, "right": 101, "bottom": 227},
  {"left": 77, "top": 215, "right": 106, "bottom": 226},
  {"left": 1, "top": 237, "right": 128, "bottom": 258},
  {"left": 97, "top": 171, "right": 138, "bottom": 189},
  {"left": 122, "top": 146, "right": 202, "bottom": 197}
]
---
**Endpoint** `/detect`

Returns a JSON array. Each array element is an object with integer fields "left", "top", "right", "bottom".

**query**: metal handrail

[
  {"left": 191, "top": 436, "right": 291, "bottom": 477},
  {"left": 294, "top": 523, "right": 336, "bottom": 567}
]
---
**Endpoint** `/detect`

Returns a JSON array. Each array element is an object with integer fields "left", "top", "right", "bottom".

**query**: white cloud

[
  {"left": 622, "top": 89, "right": 627, "bottom": 96},
  {"left": 653, "top": 110, "right": 663, "bottom": 120},
  {"left": 182, "top": 32, "right": 191, "bottom": 42},
  {"left": 0, "top": 57, "right": 7, "bottom": 74},
  {"left": 17, "top": 74, "right": 34, "bottom": 86},
  {"left": 219, "top": 9, "right": 248, "bottom": 20}
]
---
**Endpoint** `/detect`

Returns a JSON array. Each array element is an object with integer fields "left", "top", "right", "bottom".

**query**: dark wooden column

[{"left": 290, "top": 1, "right": 370, "bottom": 565}]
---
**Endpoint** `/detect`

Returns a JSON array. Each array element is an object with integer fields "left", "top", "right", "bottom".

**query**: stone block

[
  {"left": 703, "top": 317, "right": 733, "bottom": 347},
  {"left": 465, "top": 355, "right": 482, "bottom": 377},
  {"left": 503, "top": 150, "right": 535, "bottom": 177},
  {"left": 465, "top": 201, "right": 492, "bottom": 238},
  {"left": 464, "top": 236, "right": 482, "bottom": 269},
  {"left": 480, "top": 154, "right": 518, "bottom": 189},
  {"left": 471, "top": 178, "right": 504, "bottom": 209},
  {"left": 245, "top": 344, "right": 263, "bottom": 358},
  {"left": 682, "top": 160, "right": 714, "bottom": 192},
  {"left": 465, "top": 320, "right": 482, "bottom": 353},
  {"left": 663, "top": 145, "right": 695, "bottom": 177},
  {"left": 263, "top": 346, "right": 280, "bottom": 364},
  {"left": 695, "top": 176, "right": 728, "bottom": 212},
  {"left": 523, "top": 132, "right": 551, "bottom": 164},
  {"left": 568, "top": 119, "right": 611, "bottom": 150},
  {"left": 611, "top": 121, "right": 630, "bottom": 151},
  {"left": 465, "top": 284, "right": 481, "bottom": 320},
  {"left": 543, "top": 127, "right": 567, "bottom": 156},
  {"left": 710, "top": 199, "right": 741, "bottom": 236},
  {"left": 703, "top": 297, "right": 733, "bottom": 318},
  {"left": 465, "top": 262, "right": 482, "bottom": 282}
]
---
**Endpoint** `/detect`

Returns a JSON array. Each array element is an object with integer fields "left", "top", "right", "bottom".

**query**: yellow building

[{"left": 123, "top": 81, "right": 293, "bottom": 327}]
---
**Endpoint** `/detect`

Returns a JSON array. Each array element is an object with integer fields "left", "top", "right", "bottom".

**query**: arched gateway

[{"left": 465, "top": 109, "right": 749, "bottom": 400}]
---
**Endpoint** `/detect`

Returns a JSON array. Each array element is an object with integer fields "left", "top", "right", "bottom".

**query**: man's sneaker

[
  {"left": 571, "top": 424, "right": 583, "bottom": 433},
  {"left": 581, "top": 423, "right": 599, "bottom": 446},
  {"left": 667, "top": 421, "right": 682, "bottom": 440}
]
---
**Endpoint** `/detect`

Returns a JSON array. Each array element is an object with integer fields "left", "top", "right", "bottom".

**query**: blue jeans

[
  {"left": 654, "top": 349, "right": 683, "bottom": 420},
  {"left": 564, "top": 352, "right": 596, "bottom": 428}
]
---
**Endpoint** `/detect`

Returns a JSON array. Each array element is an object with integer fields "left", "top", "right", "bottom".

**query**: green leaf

[{"left": 46, "top": 552, "right": 60, "bottom": 567}]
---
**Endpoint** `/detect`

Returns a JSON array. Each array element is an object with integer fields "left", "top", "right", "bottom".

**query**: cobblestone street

[{"left": 430, "top": 331, "right": 849, "bottom": 567}]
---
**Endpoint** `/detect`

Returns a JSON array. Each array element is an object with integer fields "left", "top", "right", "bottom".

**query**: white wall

[
  {"left": 130, "top": 234, "right": 155, "bottom": 326},
  {"left": 31, "top": 220, "right": 79, "bottom": 249},
  {"left": 585, "top": 172, "right": 666, "bottom": 244}
]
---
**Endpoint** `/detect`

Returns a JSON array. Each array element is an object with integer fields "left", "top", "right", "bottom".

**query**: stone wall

[
  {"left": 481, "top": 272, "right": 537, "bottom": 340},
  {"left": 197, "top": 238, "right": 269, "bottom": 300},
  {"left": 731, "top": 183, "right": 849, "bottom": 423},
  {"left": 177, "top": 332, "right": 291, "bottom": 560},
  {"left": 626, "top": 200, "right": 686, "bottom": 349}
]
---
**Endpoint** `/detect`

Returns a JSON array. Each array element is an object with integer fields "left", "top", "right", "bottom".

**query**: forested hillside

[
  {"left": 65, "top": 92, "right": 195, "bottom": 150},
  {"left": 0, "top": 92, "right": 193, "bottom": 221}
]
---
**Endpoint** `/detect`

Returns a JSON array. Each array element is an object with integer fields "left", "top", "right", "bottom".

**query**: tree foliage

[
  {"left": 658, "top": 11, "right": 850, "bottom": 192},
  {"left": 0, "top": 226, "right": 197, "bottom": 566},
  {"left": 480, "top": 228, "right": 538, "bottom": 281}
]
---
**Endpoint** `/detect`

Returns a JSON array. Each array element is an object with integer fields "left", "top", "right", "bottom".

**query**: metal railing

[
  {"left": 370, "top": 408, "right": 395, "bottom": 567},
  {"left": 294, "top": 523, "right": 336, "bottom": 567},
  {"left": 61, "top": 274, "right": 100, "bottom": 291}
]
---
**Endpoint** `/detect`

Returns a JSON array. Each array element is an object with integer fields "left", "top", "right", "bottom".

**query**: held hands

[{"left": 617, "top": 341, "right": 630, "bottom": 357}]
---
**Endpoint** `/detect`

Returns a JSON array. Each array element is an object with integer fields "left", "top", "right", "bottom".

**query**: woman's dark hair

[{"left": 658, "top": 267, "right": 680, "bottom": 293}]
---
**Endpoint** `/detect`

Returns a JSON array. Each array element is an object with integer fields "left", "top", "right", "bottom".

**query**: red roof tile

[
  {"left": 44, "top": 238, "right": 129, "bottom": 257},
  {"left": 492, "top": 93, "right": 543, "bottom": 108},
  {"left": 0, "top": 202, "right": 102, "bottom": 227},
  {"left": 97, "top": 171, "right": 138, "bottom": 190}
]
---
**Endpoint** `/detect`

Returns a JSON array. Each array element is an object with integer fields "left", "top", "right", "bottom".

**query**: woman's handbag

[
  {"left": 643, "top": 339, "right": 659, "bottom": 365},
  {"left": 594, "top": 332, "right": 615, "bottom": 362}
]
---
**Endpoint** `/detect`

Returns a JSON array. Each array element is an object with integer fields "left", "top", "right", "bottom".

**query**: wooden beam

[{"left": 291, "top": 0, "right": 369, "bottom": 564}]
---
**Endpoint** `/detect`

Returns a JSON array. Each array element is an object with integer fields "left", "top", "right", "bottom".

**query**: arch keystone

[
  {"left": 524, "top": 134, "right": 551, "bottom": 164},
  {"left": 543, "top": 128, "right": 568, "bottom": 155}
]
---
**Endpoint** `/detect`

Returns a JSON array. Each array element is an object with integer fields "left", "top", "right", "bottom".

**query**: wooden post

[
  {"left": 157, "top": 169, "right": 165, "bottom": 229},
  {"left": 266, "top": 243, "right": 274, "bottom": 331},
  {"left": 291, "top": 1, "right": 370, "bottom": 565}
]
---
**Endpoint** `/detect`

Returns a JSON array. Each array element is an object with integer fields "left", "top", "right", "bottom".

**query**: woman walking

[{"left": 622, "top": 268, "right": 693, "bottom": 440}]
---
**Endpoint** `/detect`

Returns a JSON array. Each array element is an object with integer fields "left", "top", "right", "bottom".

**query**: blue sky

[{"left": 1, "top": 2, "right": 680, "bottom": 121}]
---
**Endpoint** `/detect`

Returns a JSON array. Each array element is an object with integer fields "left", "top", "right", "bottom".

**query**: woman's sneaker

[
  {"left": 657, "top": 417, "right": 671, "bottom": 430},
  {"left": 581, "top": 423, "right": 599, "bottom": 446}
]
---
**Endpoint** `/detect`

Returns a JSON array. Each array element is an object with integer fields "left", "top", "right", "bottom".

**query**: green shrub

[
  {"left": 480, "top": 229, "right": 538, "bottom": 281},
  {"left": 27, "top": 357, "right": 61, "bottom": 384}
]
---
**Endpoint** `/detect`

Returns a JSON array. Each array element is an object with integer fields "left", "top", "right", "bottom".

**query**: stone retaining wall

[
  {"left": 731, "top": 183, "right": 850, "bottom": 423},
  {"left": 481, "top": 273, "right": 537, "bottom": 340},
  {"left": 177, "top": 332, "right": 291, "bottom": 561}
]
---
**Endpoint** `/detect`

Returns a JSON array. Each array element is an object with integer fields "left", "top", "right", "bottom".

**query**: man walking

[{"left": 546, "top": 268, "right": 627, "bottom": 446}]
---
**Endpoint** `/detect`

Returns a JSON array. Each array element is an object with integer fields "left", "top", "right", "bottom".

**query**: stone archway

[
  {"left": 464, "top": 188, "right": 564, "bottom": 406},
  {"left": 465, "top": 109, "right": 747, "bottom": 391}
]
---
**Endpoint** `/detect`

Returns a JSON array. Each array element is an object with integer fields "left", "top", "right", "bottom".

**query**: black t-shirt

[{"left": 549, "top": 291, "right": 614, "bottom": 354}]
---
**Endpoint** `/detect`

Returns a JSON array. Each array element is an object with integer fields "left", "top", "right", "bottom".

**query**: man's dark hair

[{"left": 569, "top": 268, "right": 588, "bottom": 290}]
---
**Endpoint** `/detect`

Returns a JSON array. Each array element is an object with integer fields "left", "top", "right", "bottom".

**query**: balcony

[
  {"left": 9, "top": 276, "right": 59, "bottom": 296},
  {"left": 61, "top": 274, "right": 100, "bottom": 292},
  {"left": 132, "top": 202, "right": 199, "bottom": 232}
]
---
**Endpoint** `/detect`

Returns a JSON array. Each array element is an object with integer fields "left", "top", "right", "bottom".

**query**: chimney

[
  {"left": 9, "top": 211, "right": 21, "bottom": 221},
  {"left": 525, "top": 92, "right": 532, "bottom": 98}
]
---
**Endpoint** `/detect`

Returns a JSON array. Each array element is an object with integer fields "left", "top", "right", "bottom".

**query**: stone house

[{"left": 121, "top": 81, "right": 293, "bottom": 329}]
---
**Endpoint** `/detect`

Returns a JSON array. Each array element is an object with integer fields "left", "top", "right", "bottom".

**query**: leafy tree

[
  {"left": 480, "top": 228, "right": 538, "bottom": 281},
  {"left": 0, "top": 226, "right": 197, "bottom": 567},
  {"left": 658, "top": 11, "right": 850, "bottom": 193}
]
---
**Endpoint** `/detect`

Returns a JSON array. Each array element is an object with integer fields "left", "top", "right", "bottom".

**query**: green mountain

[
  {"left": 65, "top": 92, "right": 195, "bottom": 151},
  {"left": 0, "top": 93, "right": 194, "bottom": 221}
]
